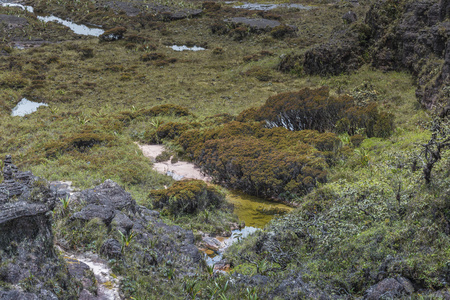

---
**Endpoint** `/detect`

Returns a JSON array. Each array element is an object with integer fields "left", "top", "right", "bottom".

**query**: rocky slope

[
  {"left": 299, "top": 0, "right": 450, "bottom": 114},
  {"left": 0, "top": 155, "right": 203, "bottom": 299},
  {"left": 0, "top": 155, "right": 79, "bottom": 299}
]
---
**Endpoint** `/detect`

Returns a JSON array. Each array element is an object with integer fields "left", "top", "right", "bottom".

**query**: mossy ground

[{"left": 1, "top": 0, "right": 448, "bottom": 298}]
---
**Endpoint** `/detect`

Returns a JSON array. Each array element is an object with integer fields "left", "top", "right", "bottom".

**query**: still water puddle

[
  {"left": 169, "top": 45, "right": 205, "bottom": 51},
  {"left": 37, "top": 15, "right": 104, "bottom": 36},
  {"left": 1, "top": 1, "right": 104, "bottom": 36},
  {"left": 11, "top": 98, "right": 48, "bottom": 116}
]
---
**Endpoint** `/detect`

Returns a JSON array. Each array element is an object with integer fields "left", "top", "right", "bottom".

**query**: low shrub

[
  {"left": 270, "top": 24, "right": 296, "bottom": 39},
  {"left": 141, "top": 52, "right": 165, "bottom": 62},
  {"left": 150, "top": 180, "right": 226, "bottom": 215},
  {"left": 256, "top": 87, "right": 394, "bottom": 138},
  {"left": 79, "top": 47, "right": 94, "bottom": 59},
  {"left": 179, "top": 122, "right": 333, "bottom": 199}
]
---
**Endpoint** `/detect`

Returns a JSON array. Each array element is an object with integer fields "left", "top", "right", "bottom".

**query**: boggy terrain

[{"left": 0, "top": 0, "right": 449, "bottom": 298}]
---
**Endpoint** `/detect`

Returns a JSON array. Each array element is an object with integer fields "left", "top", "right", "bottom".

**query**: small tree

[{"left": 419, "top": 118, "right": 450, "bottom": 184}]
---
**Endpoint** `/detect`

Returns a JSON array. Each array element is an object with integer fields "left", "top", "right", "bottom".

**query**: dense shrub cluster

[
  {"left": 150, "top": 180, "right": 227, "bottom": 215},
  {"left": 179, "top": 122, "right": 337, "bottom": 199},
  {"left": 255, "top": 87, "right": 394, "bottom": 137}
]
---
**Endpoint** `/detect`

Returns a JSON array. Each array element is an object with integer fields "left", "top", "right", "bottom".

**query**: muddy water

[{"left": 227, "top": 190, "right": 292, "bottom": 228}]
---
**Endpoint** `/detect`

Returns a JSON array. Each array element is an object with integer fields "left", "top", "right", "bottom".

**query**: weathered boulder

[
  {"left": 202, "top": 236, "right": 224, "bottom": 252},
  {"left": 79, "top": 179, "right": 136, "bottom": 211},
  {"left": 65, "top": 257, "right": 97, "bottom": 295},
  {"left": 100, "top": 239, "right": 122, "bottom": 259},
  {"left": 304, "top": 26, "right": 366, "bottom": 76},
  {"left": 70, "top": 204, "right": 115, "bottom": 224},
  {"left": 225, "top": 17, "right": 282, "bottom": 31},
  {"left": 343, "top": 11, "right": 357, "bottom": 24},
  {"left": 67, "top": 179, "right": 202, "bottom": 276},
  {"left": 364, "top": 277, "right": 414, "bottom": 299}
]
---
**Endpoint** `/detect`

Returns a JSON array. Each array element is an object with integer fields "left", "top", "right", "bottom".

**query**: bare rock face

[
  {"left": 68, "top": 179, "right": 203, "bottom": 275},
  {"left": 0, "top": 14, "right": 28, "bottom": 30},
  {"left": 364, "top": 277, "right": 414, "bottom": 299},
  {"left": 302, "top": 0, "right": 450, "bottom": 111},
  {"left": 0, "top": 156, "right": 79, "bottom": 298}
]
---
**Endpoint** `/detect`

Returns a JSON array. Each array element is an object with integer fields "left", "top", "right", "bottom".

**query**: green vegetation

[{"left": 0, "top": 0, "right": 448, "bottom": 298}]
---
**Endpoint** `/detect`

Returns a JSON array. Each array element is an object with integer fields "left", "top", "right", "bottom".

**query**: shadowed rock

[
  {"left": 0, "top": 156, "right": 79, "bottom": 298},
  {"left": 364, "top": 277, "right": 414, "bottom": 299},
  {"left": 0, "top": 14, "right": 28, "bottom": 29}
]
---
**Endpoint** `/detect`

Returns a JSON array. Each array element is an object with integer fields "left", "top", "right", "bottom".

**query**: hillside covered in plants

[{"left": 0, "top": 0, "right": 449, "bottom": 298}]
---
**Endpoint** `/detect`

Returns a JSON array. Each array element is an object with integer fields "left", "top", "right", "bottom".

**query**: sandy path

[{"left": 137, "top": 144, "right": 211, "bottom": 182}]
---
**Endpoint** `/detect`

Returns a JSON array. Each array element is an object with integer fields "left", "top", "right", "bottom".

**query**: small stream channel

[{"left": 137, "top": 144, "right": 294, "bottom": 268}]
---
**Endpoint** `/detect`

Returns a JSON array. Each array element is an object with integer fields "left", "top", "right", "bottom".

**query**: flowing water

[{"left": 137, "top": 143, "right": 294, "bottom": 267}]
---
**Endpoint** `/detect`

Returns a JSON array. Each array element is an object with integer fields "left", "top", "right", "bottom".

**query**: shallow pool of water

[
  {"left": 11, "top": 98, "right": 48, "bottom": 116},
  {"left": 169, "top": 45, "right": 206, "bottom": 51},
  {"left": 227, "top": 190, "right": 293, "bottom": 228},
  {"left": 204, "top": 191, "right": 293, "bottom": 266},
  {"left": 37, "top": 15, "right": 104, "bottom": 36}
]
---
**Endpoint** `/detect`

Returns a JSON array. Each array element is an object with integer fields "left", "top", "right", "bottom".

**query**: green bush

[
  {"left": 150, "top": 180, "right": 226, "bottom": 215},
  {"left": 179, "top": 122, "right": 333, "bottom": 199},
  {"left": 256, "top": 87, "right": 394, "bottom": 138}
]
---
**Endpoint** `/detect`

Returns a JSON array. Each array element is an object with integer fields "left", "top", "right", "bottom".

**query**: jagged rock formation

[
  {"left": 301, "top": 0, "right": 450, "bottom": 112},
  {"left": 0, "top": 156, "right": 79, "bottom": 299},
  {"left": 64, "top": 179, "right": 202, "bottom": 278}
]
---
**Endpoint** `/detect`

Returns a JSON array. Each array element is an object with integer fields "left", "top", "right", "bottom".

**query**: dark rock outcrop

[
  {"left": 343, "top": 11, "right": 357, "bottom": 24},
  {"left": 303, "top": 26, "right": 366, "bottom": 76},
  {"left": 0, "top": 156, "right": 79, "bottom": 298},
  {"left": 0, "top": 14, "right": 28, "bottom": 29},
  {"left": 100, "top": 239, "right": 122, "bottom": 259},
  {"left": 364, "top": 277, "right": 414, "bottom": 299},
  {"left": 303, "top": 0, "right": 450, "bottom": 110},
  {"left": 67, "top": 179, "right": 203, "bottom": 275},
  {"left": 225, "top": 17, "right": 281, "bottom": 31}
]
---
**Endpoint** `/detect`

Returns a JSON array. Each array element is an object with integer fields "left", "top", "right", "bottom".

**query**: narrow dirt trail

[{"left": 137, "top": 144, "right": 211, "bottom": 181}]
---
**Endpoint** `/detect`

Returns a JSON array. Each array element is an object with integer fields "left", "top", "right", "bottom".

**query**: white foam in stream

[{"left": 62, "top": 250, "right": 121, "bottom": 300}]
